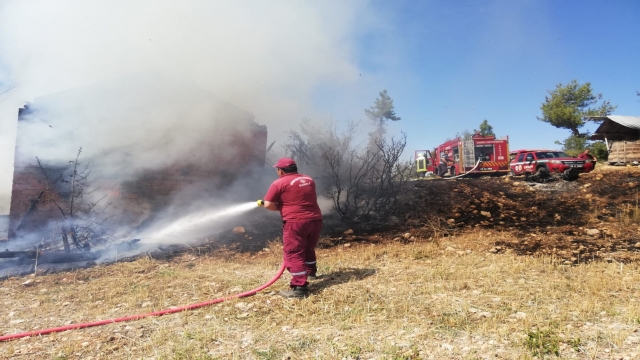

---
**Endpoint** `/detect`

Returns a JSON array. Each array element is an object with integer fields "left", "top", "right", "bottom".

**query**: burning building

[{"left": 8, "top": 74, "right": 268, "bottom": 245}]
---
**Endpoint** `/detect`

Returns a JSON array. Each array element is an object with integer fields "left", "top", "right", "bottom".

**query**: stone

[
  {"left": 402, "top": 232, "right": 412, "bottom": 239},
  {"left": 634, "top": 242, "right": 640, "bottom": 249},
  {"left": 585, "top": 229, "right": 600, "bottom": 236},
  {"left": 446, "top": 219, "right": 455, "bottom": 225},
  {"left": 514, "top": 312, "right": 527, "bottom": 319},
  {"left": 343, "top": 229, "right": 354, "bottom": 234},
  {"left": 234, "top": 302, "right": 250, "bottom": 310},
  {"left": 232, "top": 227, "right": 245, "bottom": 234},
  {"left": 480, "top": 211, "right": 491, "bottom": 218}
]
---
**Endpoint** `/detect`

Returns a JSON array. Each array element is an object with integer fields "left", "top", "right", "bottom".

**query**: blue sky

[
  {"left": 0, "top": 0, "right": 639, "bottom": 213},
  {"left": 322, "top": 0, "right": 640, "bottom": 153}
]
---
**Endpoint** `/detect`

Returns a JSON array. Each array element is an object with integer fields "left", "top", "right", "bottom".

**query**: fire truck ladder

[{"left": 462, "top": 139, "right": 475, "bottom": 169}]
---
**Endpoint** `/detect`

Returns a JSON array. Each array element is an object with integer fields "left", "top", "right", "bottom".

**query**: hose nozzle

[{"left": 257, "top": 199, "right": 265, "bottom": 207}]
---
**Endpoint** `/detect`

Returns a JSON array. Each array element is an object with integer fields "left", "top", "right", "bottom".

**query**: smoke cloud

[{"left": 0, "top": 0, "right": 375, "bottom": 215}]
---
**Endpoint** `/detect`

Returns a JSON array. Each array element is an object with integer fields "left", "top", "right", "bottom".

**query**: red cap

[{"left": 273, "top": 157, "right": 296, "bottom": 168}]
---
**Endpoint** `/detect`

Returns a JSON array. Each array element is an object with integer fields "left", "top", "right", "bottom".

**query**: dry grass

[{"left": 1, "top": 234, "right": 640, "bottom": 359}]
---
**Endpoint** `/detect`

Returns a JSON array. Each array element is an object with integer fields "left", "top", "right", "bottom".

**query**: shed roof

[{"left": 590, "top": 115, "right": 640, "bottom": 140}]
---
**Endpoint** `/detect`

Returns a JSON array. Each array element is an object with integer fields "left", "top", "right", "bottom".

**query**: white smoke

[{"left": 0, "top": 0, "right": 378, "bottom": 214}]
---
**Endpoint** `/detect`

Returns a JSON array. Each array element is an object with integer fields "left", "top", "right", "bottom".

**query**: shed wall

[{"left": 608, "top": 140, "right": 640, "bottom": 164}]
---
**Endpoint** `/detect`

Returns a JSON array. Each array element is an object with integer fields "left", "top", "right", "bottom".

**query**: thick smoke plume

[{"left": 0, "top": 0, "right": 374, "bottom": 216}]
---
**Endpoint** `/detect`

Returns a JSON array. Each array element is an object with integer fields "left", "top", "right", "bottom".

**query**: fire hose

[
  {"left": 443, "top": 158, "right": 483, "bottom": 180},
  {"left": 0, "top": 263, "right": 286, "bottom": 342}
]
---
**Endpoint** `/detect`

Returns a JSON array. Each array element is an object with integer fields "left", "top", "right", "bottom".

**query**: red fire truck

[{"left": 415, "top": 133, "right": 510, "bottom": 177}]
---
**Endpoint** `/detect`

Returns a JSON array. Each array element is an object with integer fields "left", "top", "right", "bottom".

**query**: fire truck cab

[
  {"left": 430, "top": 133, "right": 510, "bottom": 177},
  {"left": 509, "top": 149, "right": 594, "bottom": 177}
]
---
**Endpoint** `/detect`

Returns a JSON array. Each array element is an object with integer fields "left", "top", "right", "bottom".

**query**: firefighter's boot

[{"left": 279, "top": 286, "right": 309, "bottom": 298}]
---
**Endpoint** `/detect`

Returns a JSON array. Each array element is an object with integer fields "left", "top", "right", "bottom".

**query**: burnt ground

[
  {"left": 2, "top": 165, "right": 639, "bottom": 279},
  {"left": 395, "top": 166, "right": 640, "bottom": 263},
  {"left": 215, "top": 165, "right": 640, "bottom": 264}
]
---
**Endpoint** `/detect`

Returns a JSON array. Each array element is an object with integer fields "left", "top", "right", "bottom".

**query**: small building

[
  {"left": 8, "top": 75, "right": 268, "bottom": 243},
  {"left": 590, "top": 115, "right": 640, "bottom": 165},
  {"left": 0, "top": 215, "right": 8, "bottom": 241}
]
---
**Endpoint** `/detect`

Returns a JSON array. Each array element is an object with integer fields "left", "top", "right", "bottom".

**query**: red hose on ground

[{"left": 0, "top": 263, "right": 286, "bottom": 342}]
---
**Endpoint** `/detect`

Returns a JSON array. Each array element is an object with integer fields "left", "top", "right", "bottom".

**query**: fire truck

[{"left": 415, "top": 133, "right": 510, "bottom": 177}]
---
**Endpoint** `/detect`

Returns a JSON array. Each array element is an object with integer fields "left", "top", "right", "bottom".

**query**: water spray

[
  {"left": 142, "top": 201, "right": 259, "bottom": 241},
  {"left": 0, "top": 200, "right": 286, "bottom": 342}
]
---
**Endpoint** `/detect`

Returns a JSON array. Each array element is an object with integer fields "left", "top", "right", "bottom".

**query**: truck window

[
  {"left": 525, "top": 154, "right": 534, "bottom": 162},
  {"left": 474, "top": 144, "right": 493, "bottom": 161},
  {"left": 535, "top": 151, "right": 570, "bottom": 158},
  {"left": 517, "top": 153, "right": 525, "bottom": 162},
  {"left": 452, "top": 146, "right": 459, "bottom": 162}
]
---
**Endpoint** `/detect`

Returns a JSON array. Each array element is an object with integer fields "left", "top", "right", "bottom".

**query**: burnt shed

[
  {"left": 8, "top": 75, "right": 268, "bottom": 243},
  {"left": 590, "top": 115, "right": 640, "bottom": 165}
]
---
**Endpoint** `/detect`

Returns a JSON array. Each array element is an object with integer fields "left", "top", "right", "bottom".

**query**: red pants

[{"left": 282, "top": 220, "right": 322, "bottom": 287}]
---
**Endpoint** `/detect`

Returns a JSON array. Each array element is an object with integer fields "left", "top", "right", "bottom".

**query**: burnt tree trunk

[{"left": 61, "top": 226, "right": 71, "bottom": 253}]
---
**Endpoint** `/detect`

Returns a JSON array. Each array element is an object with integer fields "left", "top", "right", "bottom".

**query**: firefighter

[
  {"left": 438, "top": 150, "right": 452, "bottom": 177},
  {"left": 416, "top": 152, "right": 427, "bottom": 177},
  {"left": 260, "top": 158, "right": 323, "bottom": 298},
  {"left": 578, "top": 149, "right": 597, "bottom": 169}
]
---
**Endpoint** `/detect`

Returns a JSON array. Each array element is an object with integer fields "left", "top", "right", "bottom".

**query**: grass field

[{"left": 1, "top": 232, "right": 639, "bottom": 359}]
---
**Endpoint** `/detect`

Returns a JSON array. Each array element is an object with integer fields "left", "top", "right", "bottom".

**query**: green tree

[
  {"left": 474, "top": 119, "right": 495, "bottom": 136},
  {"left": 454, "top": 129, "right": 473, "bottom": 140},
  {"left": 364, "top": 90, "right": 401, "bottom": 143},
  {"left": 555, "top": 135, "right": 608, "bottom": 160},
  {"left": 589, "top": 141, "right": 608, "bottom": 161},
  {"left": 554, "top": 135, "right": 588, "bottom": 157},
  {"left": 538, "top": 79, "right": 616, "bottom": 136}
]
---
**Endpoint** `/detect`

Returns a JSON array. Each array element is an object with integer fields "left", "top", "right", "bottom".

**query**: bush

[
  {"left": 525, "top": 329, "right": 560, "bottom": 358},
  {"left": 589, "top": 141, "right": 608, "bottom": 161},
  {"left": 284, "top": 120, "right": 412, "bottom": 223},
  {"left": 524, "top": 328, "right": 560, "bottom": 357}
]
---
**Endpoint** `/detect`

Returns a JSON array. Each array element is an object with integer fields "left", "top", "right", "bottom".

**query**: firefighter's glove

[{"left": 257, "top": 200, "right": 265, "bottom": 207}]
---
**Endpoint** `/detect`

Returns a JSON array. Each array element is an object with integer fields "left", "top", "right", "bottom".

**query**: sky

[{"left": 0, "top": 0, "right": 639, "bottom": 214}]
